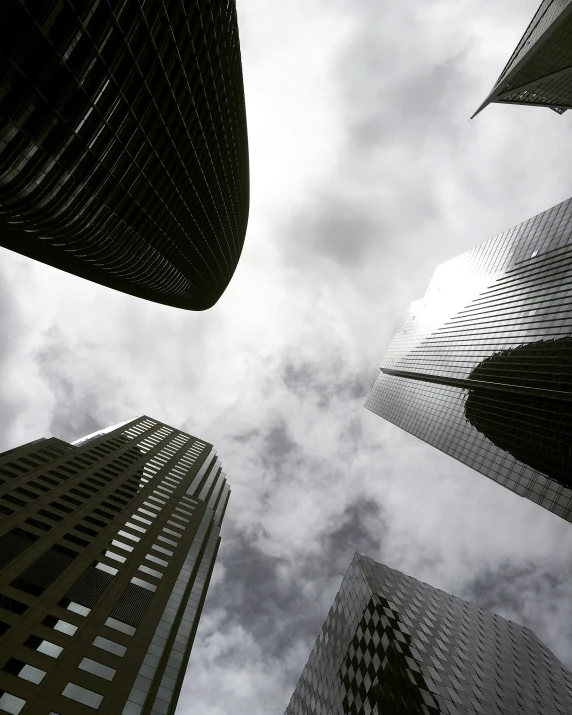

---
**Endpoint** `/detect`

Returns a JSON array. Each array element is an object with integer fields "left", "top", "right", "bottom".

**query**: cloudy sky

[{"left": 2, "top": 0, "right": 572, "bottom": 713}]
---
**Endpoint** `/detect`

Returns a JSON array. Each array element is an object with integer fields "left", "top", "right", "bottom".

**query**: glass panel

[
  {"left": 19, "top": 663, "right": 46, "bottom": 683},
  {"left": 151, "top": 545, "right": 173, "bottom": 556},
  {"left": 118, "top": 531, "right": 140, "bottom": 543},
  {"left": 104, "top": 617, "right": 136, "bottom": 636},
  {"left": 162, "top": 528, "right": 182, "bottom": 537},
  {"left": 122, "top": 703, "right": 141, "bottom": 715},
  {"left": 95, "top": 561, "right": 119, "bottom": 575},
  {"left": 93, "top": 636, "right": 127, "bottom": 657},
  {"left": 166, "top": 520, "right": 185, "bottom": 530},
  {"left": 62, "top": 682, "right": 103, "bottom": 709},
  {"left": 37, "top": 640, "right": 63, "bottom": 658},
  {"left": 157, "top": 536, "right": 177, "bottom": 546},
  {"left": 42, "top": 615, "right": 77, "bottom": 635},
  {"left": 146, "top": 554, "right": 168, "bottom": 567},
  {"left": 66, "top": 601, "right": 91, "bottom": 616},
  {"left": 125, "top": 522, "right": 146, "bottom": 533},
  {"left": 0, "top": 692, "right": 26, "bottom": 714},
  {"left": 130, "top": 577, "right": 157, "bottom": 592},
  {"left": 138, "top": 565, "right": 162, "bottom": 579},
  {"left": 104, "top": 550, "right": 126, "bottom": 563},
  {"left": 79, "top": 657, "right": 116, "bottom": 681}
]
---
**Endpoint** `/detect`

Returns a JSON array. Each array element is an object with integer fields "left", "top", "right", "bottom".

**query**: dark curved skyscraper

[{"left": 0, "top": 0, "right": 249, "bottom": 310}]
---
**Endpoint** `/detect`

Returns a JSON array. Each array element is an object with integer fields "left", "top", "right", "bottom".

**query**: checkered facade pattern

[{"left": 284, "top": 555, "right": 572, "bottom": 715}]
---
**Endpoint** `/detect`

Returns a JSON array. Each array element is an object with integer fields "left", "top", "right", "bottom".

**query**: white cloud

[{"left": 1, "top": 0, "right": 572, "bottom": 713}]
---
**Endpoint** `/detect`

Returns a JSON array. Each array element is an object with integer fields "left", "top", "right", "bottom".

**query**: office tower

[
  {"left": 365, "top": 197, "right": 572, "bottom": 523},
  {"left": 473, "top": 0, "right": 572, "bottom": 117},
  {"left": 0, "top": 1, "right": 249, "bottom": 310},
  {"left": 284, "top": 553, "right": 572, "bottom": 715},
  {"left": 0, "top": 416, "right": 229, "bottom": 714}
]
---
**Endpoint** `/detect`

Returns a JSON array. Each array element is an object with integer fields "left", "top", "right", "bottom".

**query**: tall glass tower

[
  {"left": 473, "top": 0, "right": 572, "bottom": 116},
  {"left": 0, "top": 1, "right": 249, "bottom": 310},
  {"left": 365, "top": 197, "right": 572, "bottom": 523},
  {"left": 0, "top": 416, "right": 229, "bottom": 714},
  {"left": 284, "top": 554, "right": 572, "bottom": 715}
]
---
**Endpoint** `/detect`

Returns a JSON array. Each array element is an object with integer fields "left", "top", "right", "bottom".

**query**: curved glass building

[{"left": 0, "top": 0, "right": 249, "bottom": 310}]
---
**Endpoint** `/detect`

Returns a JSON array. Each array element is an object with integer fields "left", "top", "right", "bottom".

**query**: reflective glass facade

[
  {"left": 474, "top": 0, "right": 572, "bottom": 116},
  {"left": 284, "top": 554, "right": 572, "bottom": 715},
  {"left": 0, "top": 0, "right": 249, "bottom": 310},
  {"left": 0, "top": 416, "right": 229, "bottom": 714},
  {"left": 365, "top": 197, "right": 572, "bottom": 522}
]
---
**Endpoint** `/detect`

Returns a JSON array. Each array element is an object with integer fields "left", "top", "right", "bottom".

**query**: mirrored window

[
  {"left": 62, "top": 682, "right": 103, "bottom": 709},
  {"left": 79, "top": 657, "right": 116, "bottom": 681}
]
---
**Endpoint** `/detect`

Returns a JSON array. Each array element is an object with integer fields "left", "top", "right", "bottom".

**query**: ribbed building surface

[
  {"left": 365, "top": 197, "right": 572, "bottom": 523},
  {"left": 474, "top": 0, "right": 572, "bottom": 116},
  {"left": 284, "top": 554, "right": 572, "bottom": 715},
  {"left": 0, "top": 416, "right": 229, "bottom": 714},
  {"left": 0, "top": 0, "right": 249, "bottom": 310}
]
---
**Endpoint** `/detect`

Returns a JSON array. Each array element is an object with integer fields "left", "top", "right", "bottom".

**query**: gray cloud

[
  {"left": 211, "top": 538, "right": 329, "bottom": 663},
  {"left": 325, "top": 498, "right": 386, "bottom": 568},
  {"left": 35, "top": 327, "right": 103, "bottom": 441},
  {"left": 338, "top": 14, "right": 472, "bottom": 139},
  {"left": 1, "top": 1, "right": 572, "bottom": 714},
  {"left": 282, "top": 358, "right": 373, "bottom": 409},
  {"left": 0, "top": 268, "right": 24, "bottom": 439},
  {"left": 465, "top": 562, "right": 548, "bottom": 614},
  {"left": 205, "top": 495, "right": 389, "bottom": 704},
  {"left": 287, "top": 199, "right": 381, "bottom": 267},
  {"left": 263, "top": 421, "right": 298, "bottom": 464}
]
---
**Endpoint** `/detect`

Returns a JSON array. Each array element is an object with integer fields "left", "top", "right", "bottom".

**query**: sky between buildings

[{"left": 1, "top": 1, "right": 572, "bottom": 714}]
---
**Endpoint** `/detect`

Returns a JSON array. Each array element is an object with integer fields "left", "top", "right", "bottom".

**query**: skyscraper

[
  {"left": 365, "top": 197, "right": 572, "bottom": 523},
  {"left": 0, "top": 416, "right": 229, "bottom": 714},
  {"left": 284, "top": 554, "right": 572, "bottom": 715},
  {"left": 473, "top": 0, "right": 572, "bottom": 117},
  {"left": 0, "top": 1, "right": 249, "bottom": 310}
]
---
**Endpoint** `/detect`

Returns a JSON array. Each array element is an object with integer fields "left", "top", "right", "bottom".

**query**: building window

[
  {"left": 0, "top": 691, "right": 26, "bottom": 714},
  {"left": 62, "top": 682, "right": 104, "bottom": 709},
  {"left": 92, "top": 636, "right": 127, "bottom": 657},
  {"left": 3, "top": 658, "right": 46, "bottom": 684},
  {"left": 24, "top": 635, "right": 64, "bottom": 658},
  {"left": 78, "top": 657, "right": 116, "bottom": 681},
  {"left": 41, "top": 615, "right": 78, "bottom": 636}
]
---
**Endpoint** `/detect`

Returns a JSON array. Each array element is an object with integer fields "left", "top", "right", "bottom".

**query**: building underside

[
  {"left": 0, "top": 0, "right": 249, "bottom": 310},
  {"left": 473, "top": 0, "right": 572, "bottom": 117}
]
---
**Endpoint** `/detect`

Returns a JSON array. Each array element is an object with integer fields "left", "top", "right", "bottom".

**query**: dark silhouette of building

[
  {"left": 0, "top": 416, "right": 229, "bottom": 714},
  {"left": 284, "top": 554, "right": 572, "bottom": 715},
  {"left": 464, "top": 337, "right": 572, "bottom": 487},
  {"left": 0, "top": 1, "right": 249, "bottom": 310},
  {"left": 473, "top": 0, "right": 572, "bottom": 117},
  {"left": 365, "top": 197, "right": 572, "bottom": 523}
]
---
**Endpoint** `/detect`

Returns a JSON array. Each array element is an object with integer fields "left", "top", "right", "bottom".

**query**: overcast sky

[{"left": 2, "top": 1, "right": 572, "bottom": 713}]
